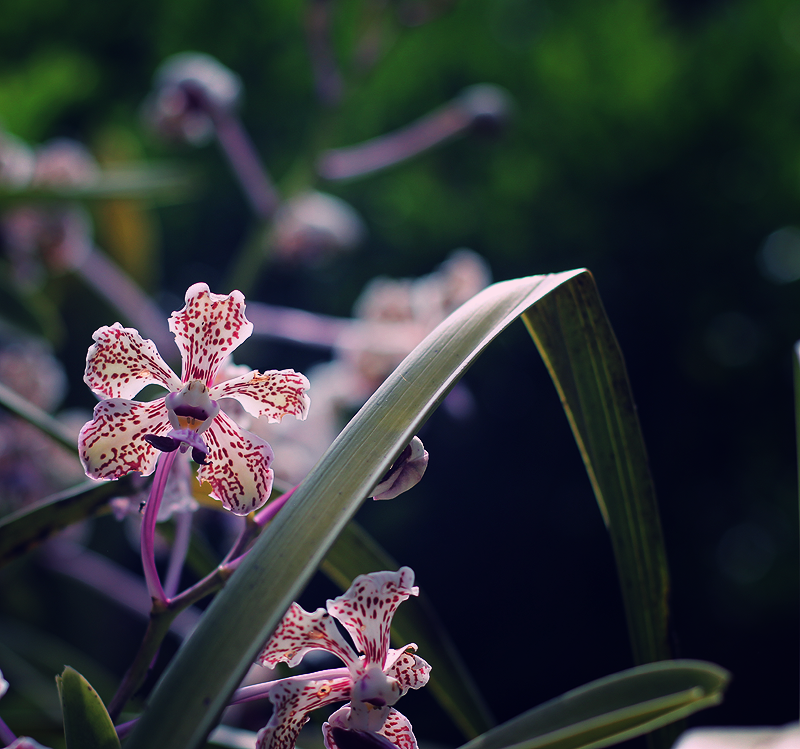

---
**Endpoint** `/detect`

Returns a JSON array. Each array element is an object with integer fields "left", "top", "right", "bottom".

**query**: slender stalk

[
  {"left": 316, "top": 104, "right": 470, "bottom": 181},
  {"left": 182, "top": 81, "right": 280, "bottom": 222},
  {"left": 230, "top": 668, "right": 349, "bottom": 705},
  {"left": 305, "top": 0, "right": 343, "bottom": 107},
  {"left": 254, "top": 486, "right": 296, "bottom": 528},
  {"left": 107, "top": 598, "right": 174, "bottom": 722},
  {"left": 77, "top": 246, "right": 174, "bottom": 356},
  {"left": 0, "top": 715, "right": 16, "bottom": 746},
  {"left": 141, "top": 451, "right": 177, "bottom": 604},
  {"left": 164, "top": 510, "right": 193, "bottom": 599},
  {"left": 108, "top": 560, "right": 236, "bottom": 721}
]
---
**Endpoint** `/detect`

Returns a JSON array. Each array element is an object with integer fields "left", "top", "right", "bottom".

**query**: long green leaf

[
  {"left": 0, "top": 478, "right": 133, "bottom": 567},
  {"left": 522, "top": 276, "right": 670, "bottom": 666},
  {"left": 794, "top": 342, "right": 800, "bottom": 531},
  {"left": 56, "top": 666, "right": 121, "bottom": 749},
  {"left": 322, "top": 521, "right": 494, "bottom": 738},
  {"left": 125, "top": 269, "right": 585, "bottom": 748},
  {"left": 456, "top": 660, "right": 728, "bottom": 749}
]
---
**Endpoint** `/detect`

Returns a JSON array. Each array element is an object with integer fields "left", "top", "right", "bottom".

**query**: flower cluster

[
  {"left": 254, "top": 567, "right": 430, "bottom": 749},
  {"left": 78, "top": 283, "right": 310, "bottom": 515}
]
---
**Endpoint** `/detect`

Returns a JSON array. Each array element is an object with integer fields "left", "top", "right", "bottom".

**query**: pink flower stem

[
  {"left": 183, "top": 81, "right": 280, "bottom": 222},
  {"left": 316, "top": 102, "right": 471, "bottom": 181},
  {"left": 254, "top": 485, "right": 297, "bottom": 528},
  {"left": 76, "top": 246, "right": 175, "bottom": 357},
  {"left": 164, "top": 509, "right": 192, "bottom": 599},
  {"left": 0, "top": 715, "right": 16, "bottom": 746},
  {"left": 230, "top": 668, "right": 350, "bottom": 705},
  {"left": 140, "top": 451, "right": 177, "bottom": 605},
  {"left": 221, "top": 485, "right": 299, "bottom": 566}
]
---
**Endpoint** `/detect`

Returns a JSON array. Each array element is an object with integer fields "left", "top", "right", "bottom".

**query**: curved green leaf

[
  {"left": 124, "top": 268, "right": 670, "bottom": 749},
  {"left": 56, "top": 666, "right": 121, "bottom": 749},
  {"left": 456, "top": 660, "right": 729, "bottom": 749},
  {"left": 0, "top": 478, "right": 133, "bottom": 568},
  {"left": 322, "top": 521, "right": 494, "bottom": 738},
  {"left": 522, "top": 275, "right": 670, "bottom": 664}
]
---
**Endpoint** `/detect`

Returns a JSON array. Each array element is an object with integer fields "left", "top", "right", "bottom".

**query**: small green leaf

[
  {"left": 322, "top": 521, "right": 494, "bottom": 738},
  {"left": 456, "top": 660, "right": 729, "bottom": 749},
  {"left": 56, "top": 666, "right": 121, "bottom": 749}
]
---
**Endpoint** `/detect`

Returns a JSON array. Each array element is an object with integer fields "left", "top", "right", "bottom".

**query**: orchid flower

[
  {"left": 253, "top": 567, "right": 430, "bottom": 749},
  {"left": 78, "top": 283, "right": 310, "bottom": 515}
]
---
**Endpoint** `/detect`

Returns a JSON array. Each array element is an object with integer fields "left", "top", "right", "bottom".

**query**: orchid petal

[
  {"left": 257, "top": 603, "right": 359, "bottom": 672},
  {"left": 385, "top": 648, "right": 431, "bottom": 695},
  {"left": 375, "top": 710, "right": 418, "bottom": 749},
  {"left": 169, "top": 283, "right": 253, "bottom": 386},
  {"left": 197, "top": 410, "right": 274, "bottom": 515},
  {"left": 212, "top": 369, "right": 311, "bottom": 422},
  {"left": 78, "top": 398, "right": 170, "bottom": 479},
  {"left": 327, "top": 568, "right": 418, "bottom": 668},
  {"left": 83, "top": 323, "right": 181, "bottom": 399},
  {"left": 323, "top": 708, "right": 417, "bottom": 749},
  {"left": 255, "top": 676, "right": 351, "bottom": 749}
]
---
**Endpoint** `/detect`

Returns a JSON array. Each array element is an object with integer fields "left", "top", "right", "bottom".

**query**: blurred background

[{"left": 0, "top": 0, "right": 798, "bottom": 746}]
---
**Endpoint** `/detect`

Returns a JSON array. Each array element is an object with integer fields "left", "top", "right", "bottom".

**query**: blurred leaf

[
  {"left": 0, "top": 48, "right": 98, "bottom": 141},
  {"left": 0, "top": 478, "right": 133, "bottom": 568},
  {"left": 455, "top": 660, "right": 729, "bottom": 749},
  {"left": 56, "top": 666, "right": 120, "bottom": 749},
  {"left": 0, "top": 380, "right": 77, "bottom": 453},
  {"left": 0, "top": 164, "right": 199, "bottom": 204},
  {"left": 322, "top": 520, "right": 494, "bottom": 738},
  {"left": 522, "top": 274, "right": 670, "bottom": 666},
  {"left": 794, "top": 342, "right": 800, "bottom": 514},
  {"left": 123, "top": 268, "right": 666, "bottom": 749},
  {"left": 0, "top": 268, "right": 62, "bottom": 341}
]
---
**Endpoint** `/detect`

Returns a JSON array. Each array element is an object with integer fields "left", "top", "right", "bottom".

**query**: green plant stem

[{"left": 107, "top": 562, "right": 235, "bottom": 721}]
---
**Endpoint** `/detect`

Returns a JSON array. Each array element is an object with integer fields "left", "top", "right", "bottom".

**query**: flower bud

[
  {"left": 143, "top": 52, "right": 242, "bottom": 145},
  {"left": 372, "top": 437, "right": 428, "bottom": 500},
  {"left": 457, "top": 83, "right": 513, "bottom": 136},
  {"left": 271, "top": 191, "right": 365, "bottom": 265}
]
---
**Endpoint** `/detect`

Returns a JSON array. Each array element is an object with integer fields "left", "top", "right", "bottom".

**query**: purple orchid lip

[
  {"left": 145, "top": 432, "right": 208, "bottom": 465},
  {"left": 327, "top": 728, "right": 396, "bottom": 749},
  {"left": 172, "top": 404, "right": 213, "bottom": 421},
  {"left": 145, "top": 434, "right": 181, "bottom": 453}
]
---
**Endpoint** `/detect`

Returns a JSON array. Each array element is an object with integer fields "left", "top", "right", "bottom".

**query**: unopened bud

[
  {"left": 144, "top": 52, "right": 242, "bottom": 145},
  {"left": 271, "top": 191, "right": 365, "bottom": 265},
  {"left": 372, "top": 436, "right": 428, "bottom": 500},
  {"left": 457, "top": 84, "right": 513, "bottom": 136}
]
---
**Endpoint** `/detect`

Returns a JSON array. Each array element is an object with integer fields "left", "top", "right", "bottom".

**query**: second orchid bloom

[
  {"left": 253, "top": 567, "right": 430, "bottom": 749},
  {"left": 78, "top": 283, "right": 310, "bottom": 515}
]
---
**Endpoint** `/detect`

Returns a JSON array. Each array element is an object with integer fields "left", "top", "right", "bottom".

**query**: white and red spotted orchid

[
  {"left": 78, "top": 283, "right": 310, "bottom": 515},
  {"left": 252, "top": 567, "right": 430, "bottom": 749}
]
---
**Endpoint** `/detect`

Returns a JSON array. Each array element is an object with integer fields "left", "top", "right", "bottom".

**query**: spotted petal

[
  {"left": 169, "top": 283, "right": 253, "bottom": 386},
  {"left": 256, "top": 676, "right": 351, "bottom": 749},
  {"left": 327, "top": 568, "right": 418, "bottom": 668},
  {"left": 197, "top": 410, "right": 273, "bottom": 515},
  {"left": 385, "top": 648, "right": 431, "bottom": 695},
  {"left": 84, "top": 323, "right": 181, "bottom": 399},
  {"left": 212, "top": 369, "right": 311, "bottom": 422},
  {"left": 78, "top": 398, "right": 171, "bottom": 479},
  {"left": 323, "top": 707, "right": 418, "bottom": 749},
  {"left": 257, "top": 603, "right": 359, "bottom": 672}
]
